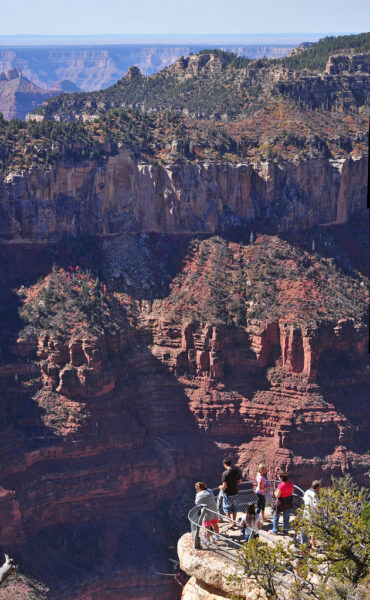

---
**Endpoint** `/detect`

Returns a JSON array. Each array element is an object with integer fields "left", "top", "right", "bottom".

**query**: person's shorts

[
  {"left": 203, "top": 517, "right": 219, "bottom": 527},
  {"left": 223, "top": 493, "right": 238, "bottom": 514},
  {"left": 297, "top": 532, "right": 311, "bottom": 547},
  {"left": 256, "top": 493, "right": 266, "bottom": 512}
]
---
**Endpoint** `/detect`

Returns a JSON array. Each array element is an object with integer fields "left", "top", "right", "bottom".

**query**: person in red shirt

[{"left": 271, "top": 471, "right": 294, "bottom": 535}]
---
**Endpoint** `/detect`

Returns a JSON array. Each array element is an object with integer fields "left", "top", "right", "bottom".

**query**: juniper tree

[{"left": 232, "top": 477, "right": 369, "bottom": 600}]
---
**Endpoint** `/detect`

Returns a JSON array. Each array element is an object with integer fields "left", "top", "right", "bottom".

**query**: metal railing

[
  {"left": 214, "top": 480, "right": 304, "bottom": 517},
  {"left": 189, "top": 481, "right": 304, "bottom": 554}
]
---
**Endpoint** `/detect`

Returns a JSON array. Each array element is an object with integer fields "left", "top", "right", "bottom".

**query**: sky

[{"left": 0, "top": 0, "right": 369, "bottom": 36}]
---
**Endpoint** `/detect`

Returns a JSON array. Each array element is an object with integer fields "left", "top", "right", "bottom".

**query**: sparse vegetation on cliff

[
  {"left": 0, "top": 32, "right": 368, "bottom": 172},
  {"left": 18, "top": 265, "right": 126, "bottom": 340},
  {"left": 156, "top": 236, "right": 368, "bottom": 328},
  {"left": 29, "top": 33, "right": 370, "bottom": 123},
  {"left": 281, "top": 32, "right": 370, "bottom": 71},
  {"left": 0, "top": 97, "right": 367, "bottom": 173}
]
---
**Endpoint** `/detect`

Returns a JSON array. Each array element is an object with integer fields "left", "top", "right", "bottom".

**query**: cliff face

[
  {"left": 145, "top": 316, "right": 369, "bottom": 480},
  {"left": 0, "top": 154, "right": 367, "bottom": 241},
  {"left": 276, "top": 53, "right": 370, "bottom": 111},
  {"left": 0, "top": 68, "right": 55, "bottom": 120},
  {"left": 0, "top": 228, "right": 368, "bottom": 599},
  {"left": 0, "top": 281, "right": 213, "bottom": 598}
]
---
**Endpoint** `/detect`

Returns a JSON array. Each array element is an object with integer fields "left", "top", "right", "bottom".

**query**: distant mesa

[
  {"left": 52, "top": 79, "right": 81, "bottom": 92},
  {"left": 0, "top": 70, "right": 82, "bottom": 120},
  {"left": 0, "top": 67, "right": 22, "bottom": 82},
  {"left": 0, "top": 68, "right": 56, "bottom": 120},
  {"left": 0, "top": 43, "right": 298, "bottom": 92}
]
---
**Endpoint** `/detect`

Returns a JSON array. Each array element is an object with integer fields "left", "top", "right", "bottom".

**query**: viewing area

[
  {"left": 188, "top": 481, "right": 304, "bottom": 555},
  {"left": 179, "top": 481, "right": 316, "bottom": 600}
]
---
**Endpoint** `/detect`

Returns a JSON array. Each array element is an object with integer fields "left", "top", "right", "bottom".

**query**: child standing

[{"left": 256, "top": 463, "right": 270, "bottom": 523}]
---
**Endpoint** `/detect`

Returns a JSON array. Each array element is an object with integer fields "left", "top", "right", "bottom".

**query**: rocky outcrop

[
  {"left": 0, "top": 265, "right": 224, "bottom": 597},
  {"left": 0, "top": 68, "right": 55, "bottom": 120},
  {"left": 0, "top": 154, "right": 367, "bottom": 241},
  {"left": 178, "top": 533, "right": 266, "bottom": 600},
  {"left": 325, "top": 53, "right": 370, "bottom": 75},
  {"left": 286, "top": 42, "right": 313, "bottom": 57},
  {"left": 276, "top": 54, "right": 370, "bottom": 111},
  {"left": 144, "top": 314, "right": 369, "bottom": 480}
]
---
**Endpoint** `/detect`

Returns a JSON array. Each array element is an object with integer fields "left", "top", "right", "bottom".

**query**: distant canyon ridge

[{"left": 0, "top": 44, "right": 297, "bottom": 91}]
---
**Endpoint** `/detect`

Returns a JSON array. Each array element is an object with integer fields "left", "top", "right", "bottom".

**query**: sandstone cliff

[
  {"left": 0, "top": 267, "right": 211, "bottom": 599},
  {"left": 0, "top": 154, "right": 367, "bottom": 241},
  {"left": 178, "top": 533, "right": 267, "bottom": 600}
]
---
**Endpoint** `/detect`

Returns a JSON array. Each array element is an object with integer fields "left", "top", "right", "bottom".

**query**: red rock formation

[
  {"left": 144, "top": 314, "right": 368, "bottom": 481},
  {"left": 0, "top": 154, "right": 367, "bottom": 241},
  {"left": 0, "top": 231, "right": 367, "bottom": 598}
]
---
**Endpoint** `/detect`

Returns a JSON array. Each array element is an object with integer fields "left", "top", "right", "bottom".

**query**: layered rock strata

[
  {"left": 145, "top": 316, "right": 369, "bottom": 485},
  {"left": 0, "top": 154, "right": 367, "bottom": 241},
  {"left": 0, "top": 223, "right": 368, "bottom": 598},
  {"left": 0, "top": 44, "right": 296, "bottom": 92},
  {"left": 0, "top": 275, "right": 219, "bottom": 597},
  {"left": 276, "top": 53, "right": 370, "bottom": 110}
]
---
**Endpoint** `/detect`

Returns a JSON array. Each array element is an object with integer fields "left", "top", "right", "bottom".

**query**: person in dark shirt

[{"left": 219, "top": 457, "right": 242, "bottom": 527}]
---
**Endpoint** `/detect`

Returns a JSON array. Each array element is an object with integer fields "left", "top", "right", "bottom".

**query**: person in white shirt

[
  {"left": 255, "top": 463, "right": 271, "bottom": 523},
  {"left": 298, "top": 480, "right": 321, "bottom": 549},
  {"left": 240, "top": 502, "right": 262, "bottom": 542}
]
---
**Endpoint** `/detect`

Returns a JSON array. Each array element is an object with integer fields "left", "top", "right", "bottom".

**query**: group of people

[{"left": 195, "top": 458, "right": 321, "bottom": 545}]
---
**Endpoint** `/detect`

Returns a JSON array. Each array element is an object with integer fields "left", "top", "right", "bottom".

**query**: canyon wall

[
  {"left": 276, "top": 53, "right": 370, "bottom": 111},
  {"left": 144, "top": 315, "right": 369, "bottom": 482},
  {"left": 0, "top": 317, "right": 212, "bottom": 598},
  {"left": 0, "top": 44, "right": 295, "bottom": 91},
  {"left": 0, "top": 154, "right": 368, "bottom": 241},
  {"left": 0, "top": 230, "right": 368, "bottom": 599},
  {"left": 0, "top": 146, "right": 368, "bottom": 598},
  {"left": 0, "top": 68, "right": 55, "bottom": 120}
]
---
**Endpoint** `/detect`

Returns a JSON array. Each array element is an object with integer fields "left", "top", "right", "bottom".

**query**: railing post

[{"left": 194, "top": 506, "right": 207, "bottom": 550}]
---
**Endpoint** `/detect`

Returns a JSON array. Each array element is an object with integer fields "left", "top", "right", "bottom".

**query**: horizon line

[{"left": 0, "top": 32, "right": 359, "bottom": 36}]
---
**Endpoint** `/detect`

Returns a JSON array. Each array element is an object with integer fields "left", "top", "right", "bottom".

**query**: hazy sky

[{"left": 1, "top": 0, "right": 369, "bottom": 36}]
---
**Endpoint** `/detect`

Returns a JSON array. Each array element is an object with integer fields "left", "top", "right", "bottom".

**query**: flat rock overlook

[{"left": 0, "top": 34, "right": 368, "bottom": 600}]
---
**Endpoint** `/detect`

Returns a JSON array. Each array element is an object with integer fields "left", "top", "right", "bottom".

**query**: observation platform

[
  {"left": 178, "top": 481, "right": 311, "bottom": 600},
  {"left": 189, "top": 481, "right": 304, "bottom": 556}
]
